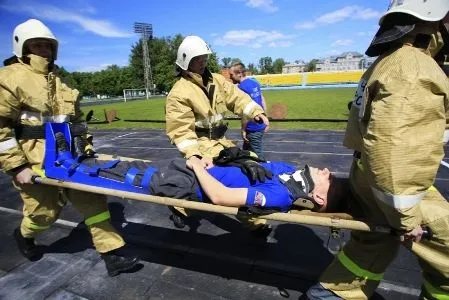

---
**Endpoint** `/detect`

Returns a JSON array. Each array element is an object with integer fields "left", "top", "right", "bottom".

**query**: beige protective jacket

[
  {"left": 166, "top": 69, "right": 265, "bottom": 158},
  {"left": 0, "top": 55, "right": 87, "bottom": 174},
  {"left": 344, "top": 45, "right": 449, "bottom": 231}
]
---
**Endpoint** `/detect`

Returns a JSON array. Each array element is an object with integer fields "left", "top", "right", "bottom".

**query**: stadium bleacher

[{"left": 251, "top": 70, "right": 364, "bottom": 87}]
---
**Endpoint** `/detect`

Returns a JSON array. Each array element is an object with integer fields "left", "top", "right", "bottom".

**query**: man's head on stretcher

[{"left": 280, "top": 165, "right": 348, "bottom": 213}]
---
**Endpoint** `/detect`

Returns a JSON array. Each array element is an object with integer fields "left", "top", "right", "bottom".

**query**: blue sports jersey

[
  {"left": 238, "top": 78, "right": 266, "bottom": 132},
  {"left": 198, "top": 161, "right": 296, "bottom": 212}
]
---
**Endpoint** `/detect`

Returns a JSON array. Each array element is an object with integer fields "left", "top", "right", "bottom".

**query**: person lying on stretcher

[{"left": 52, "top": 132, "right": 349, "bottom": 214}]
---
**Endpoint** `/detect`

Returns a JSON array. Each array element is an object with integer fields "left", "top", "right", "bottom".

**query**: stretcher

[{"left": 34, "top": 123, "right": 392, "bottom": 235}]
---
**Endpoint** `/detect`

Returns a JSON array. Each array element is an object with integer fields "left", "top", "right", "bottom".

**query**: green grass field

[{"left": 83, "top": 87, "right": 354, "bottom": 131}]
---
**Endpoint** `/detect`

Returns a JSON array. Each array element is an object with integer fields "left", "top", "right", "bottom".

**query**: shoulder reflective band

[
  {"left": 243, "top": 101, "right": 258, "bottom": 116},
  {"left": 423, "top": 279, "right": 449, "bottom": 300},
  {"left": 85, "top": 211, "right": 111, "bottom": 226},
  {"left": 0, "top": 138, "right": 18, "bottom": 153},
  {"left": 372, "top": 186, "right": 424, "bottom": 209},
  {"left": 177, "top": 139, "right": 197, "bottom": 150},
  {"left": 337, "top": 250, "right": 384, "bottom": 281},
  {"left": 23, "top": 216, "right": 50, "bottom": 231}
]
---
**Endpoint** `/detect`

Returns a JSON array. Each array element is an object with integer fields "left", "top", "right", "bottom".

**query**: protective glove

[{"left": 240, "top": 160, "right": 273, "bottom": 184}]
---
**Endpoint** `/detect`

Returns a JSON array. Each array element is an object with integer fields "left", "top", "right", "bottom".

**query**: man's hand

[
  {"left": 201, "top": 156, "right": 214, "bottom": 169},
  {"left": 187, "top": 156, "right": 214, "bottom": 169},
  {"left": 401, "top": 226, "right": 424, "bottom": 243},
  {"left": 240, "top": 160, "right": 273, "bottom": 184},
  {"left": 186, "top": 156, "right": 203, "bottom": 170},
  {"left": 241, "top": 130, "right": 248, "bottom": 143},
  {"left": 254, "top": 114, "right": 269, "bottom": 132},
  {"left": 15, "top": 167, "right": 36, "bottom": 184}
]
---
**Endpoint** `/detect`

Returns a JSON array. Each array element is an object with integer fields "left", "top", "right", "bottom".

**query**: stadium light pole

[{"left": 134, "top": 22, "right": 154, "bottom": 99}]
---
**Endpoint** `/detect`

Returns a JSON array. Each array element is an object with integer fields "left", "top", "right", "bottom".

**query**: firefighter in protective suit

[
  {"left": 303, "top": 1, "right": 449, "bottom": 299},
  {"left": 0, "top": 19, "right": 139, "bottom": 276},
  {"left": 166, "top": 35, "right": 271, "bottom": 234}
]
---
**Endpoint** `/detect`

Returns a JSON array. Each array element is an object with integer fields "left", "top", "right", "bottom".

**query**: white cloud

[
  {"left": 326, "top": 49, "right": 340, "bottom": 55},
  {"left": 215, "top": 29, "right": 294, "bottom": 49},
  {"left": 76, "top": 63, "right": 113, "bottom": 72},
  {"left": 331, "top": 39, "right": 354, "bottom": 47},
  {"left": 295, "top": 6, "right": 381, "bottom": 30},
  {"left": 295, "top": 22, "right": 316, "bottom": 30},
  {"left": 245, "top": 0, "right": 278, "bottom": 13},
  {"left": 1, "top": 2, "right": 132, "bottom": 38},
  {"left": 268, "top": 41, "right": 293, "bottom": 48}
]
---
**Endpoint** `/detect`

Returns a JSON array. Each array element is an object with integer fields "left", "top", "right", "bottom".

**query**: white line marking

[
  {"left": 440, "top": 160, "right": 449, "bottom": 169},
  {"left": 112, "top": 132, "right": 137, "bottom": 140}
]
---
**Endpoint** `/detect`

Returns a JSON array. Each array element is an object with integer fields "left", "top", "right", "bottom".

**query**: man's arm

[
  {"left": 186, "top": 156, "right": 247, "bottom": 207},
  {"left": 261, "top": 94, "right": 267, "bottom": 111},
  {"left": 215, "top": 74, "right": 269, "bottom": 127}
]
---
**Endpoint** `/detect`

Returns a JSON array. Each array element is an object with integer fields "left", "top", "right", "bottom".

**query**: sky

[{"left": 0, "top": 0, "right": 390, "bottom": 72}]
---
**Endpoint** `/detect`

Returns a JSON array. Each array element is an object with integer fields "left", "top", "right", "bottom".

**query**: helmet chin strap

[{"left": 279, "top": 165, "right": 321, "bottom": 211}]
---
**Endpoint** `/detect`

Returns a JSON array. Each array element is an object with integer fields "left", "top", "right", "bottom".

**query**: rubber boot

[
  {"left": 250, "top": 224, "right": 273, "bottom": 239},
  {"left": 101, "top": 250, "right": 139, "bottom": 277},
  {"left": 13, "top": 227, "right": 42, "bottom": 261},
  {"left": 168, "top": 206, "right": 186, "bottom": 229}
]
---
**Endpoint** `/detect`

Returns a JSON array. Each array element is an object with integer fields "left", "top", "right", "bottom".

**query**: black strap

[
  {"left": 15, "top": 123, "right": 88, "bottom": 140},
  {"left": 195, "top": 123, "right": 228, "bottom": 140},
  {"left": 15, "top": 125, "right": 45, "bottom": 139}
]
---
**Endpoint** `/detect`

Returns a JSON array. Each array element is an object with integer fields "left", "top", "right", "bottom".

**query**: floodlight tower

[{"left": 134, "top": 22, "right": 153, "bottom": 98}]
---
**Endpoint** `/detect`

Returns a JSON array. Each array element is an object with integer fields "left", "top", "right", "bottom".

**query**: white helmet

[
  {"left": 176, "top": 36, "right": 212, "bottom": 70},
  {"left": 380, "top": 0, "right": 449, "bottom": 25},
  {"left": 12, "top": 19, "right": 58, "bottom": 60}
]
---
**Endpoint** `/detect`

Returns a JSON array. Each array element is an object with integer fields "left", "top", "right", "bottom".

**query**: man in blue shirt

[
  {"left": 52, "top": 134, "right": 337, "bottom": 214},
  {"left": 230, "top": 62, "right": 268, "bottom": 160}
]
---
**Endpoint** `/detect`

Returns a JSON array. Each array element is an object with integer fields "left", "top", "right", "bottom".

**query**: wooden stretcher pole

[{"left": 32, "top": 177, "right": 392, "bottom": 234}]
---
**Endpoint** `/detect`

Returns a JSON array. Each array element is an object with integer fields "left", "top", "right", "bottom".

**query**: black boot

[
  {"left": 101, "top": 250, "right": 139, "bottom": 277},
  {"left": 168, "top": 206, "right": 186, "bottom": 229},
  {"left": 13, "top": 227, "right": 42, "bottom": 261},
  {"left": 250, "top": 224, "right": 272, "bottom": 239},
  {"left": 55, "top": 132, "right": 70, "bottom": 152}
]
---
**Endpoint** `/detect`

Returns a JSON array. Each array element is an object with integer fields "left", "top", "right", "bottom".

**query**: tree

[
  {"left": 208, "top": 52, "right": 220, "bottom": 73},
  {"left": 221, "top": 57, "right": 231, "bottom": 68},
  {"left": 273, "top": 58, "right": 286, "bottom": 74},
  {"left": 307, "top": 59, "right": 319, "bottom": 72},
  {"left": 247, "top": 63, "right": 258, "bottom": 75},
  {"left": 258, "top": 56, "right": 274, "bottom": 74}
]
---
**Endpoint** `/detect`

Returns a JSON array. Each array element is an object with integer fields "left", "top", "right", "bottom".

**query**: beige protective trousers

[
  {"left": 319, "top": 159, "right": 449, "bottom": 300},
  {"left": 15, "top": 181, "right": 125, "bottom": 253}
]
